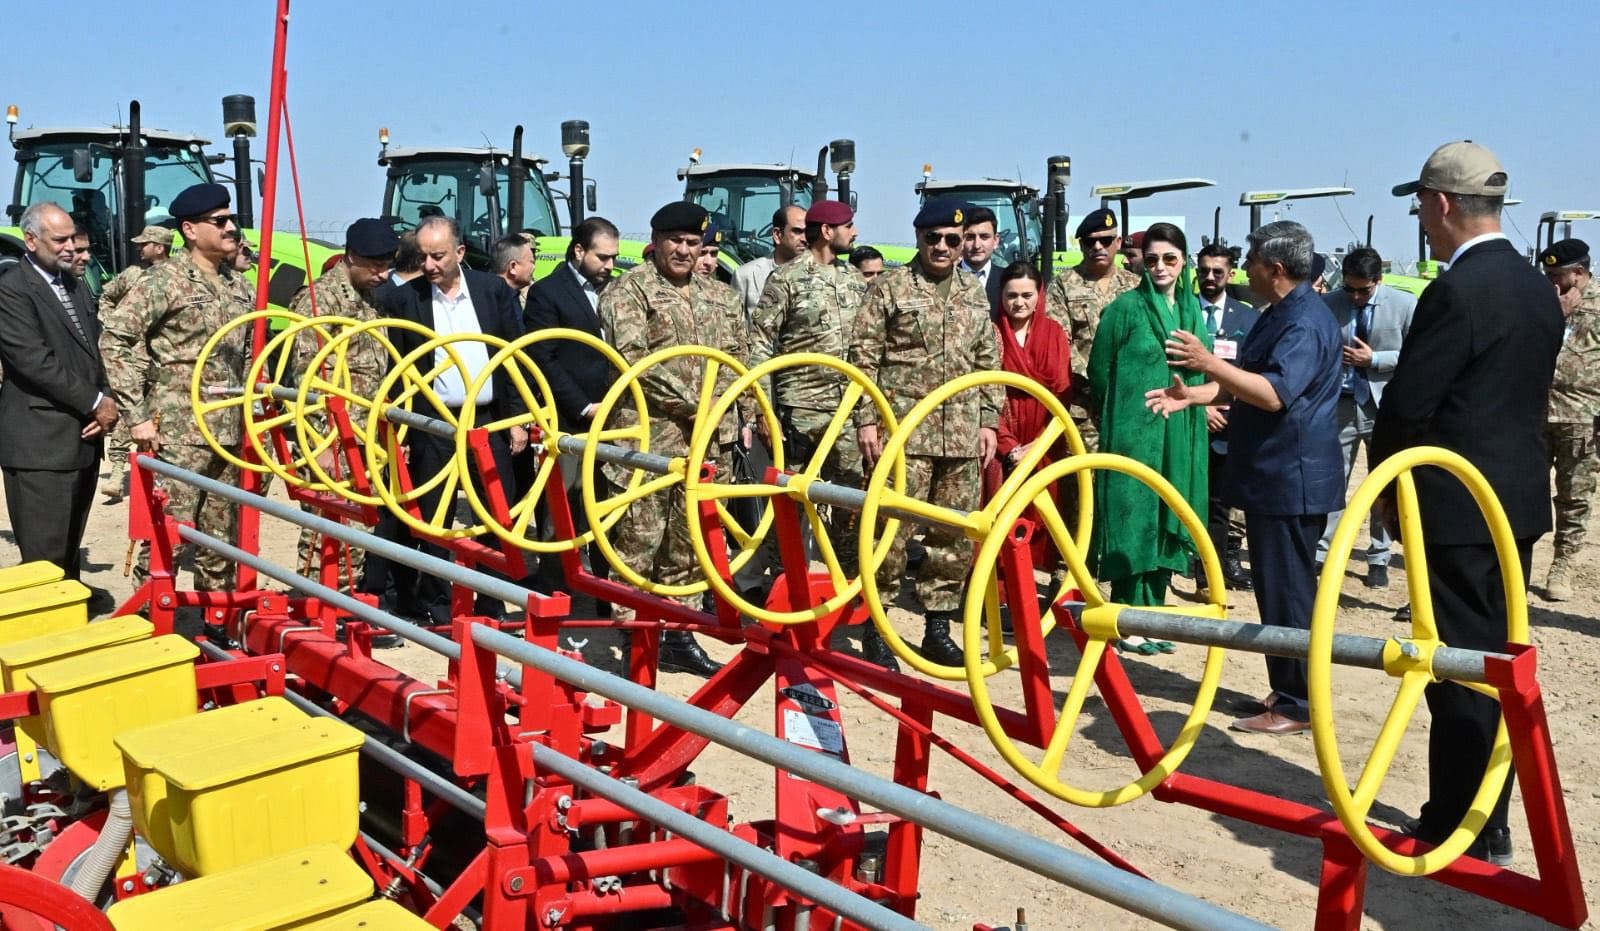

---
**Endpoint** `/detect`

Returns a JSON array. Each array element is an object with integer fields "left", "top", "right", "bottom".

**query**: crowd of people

[{"left": 0, "top": 140, "right": 1593, "bottom": 870}]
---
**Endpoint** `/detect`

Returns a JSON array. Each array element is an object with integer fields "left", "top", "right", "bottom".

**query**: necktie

[
  {"left": 1206, "top": 306, "right": 1221, "bottom": 337},
  {"left": 49, "top": 276, "right": 88, "bottom": 343},
  {"left": 1356, "top": 302, "right": 1372, "bottom": 344}
]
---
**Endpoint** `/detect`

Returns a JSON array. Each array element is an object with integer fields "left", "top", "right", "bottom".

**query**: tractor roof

[
  {"left": 682, "top": 162, "right": 815, "bottom": 178},
  {"left": 10, "top": 125, "right": 210, "bottom": 148},
  {"left": 922, "top": 178, "right": 1037, "bottom": 196},
  {"left": 379, "top": 145, "right": 548, "bottom": 166}
]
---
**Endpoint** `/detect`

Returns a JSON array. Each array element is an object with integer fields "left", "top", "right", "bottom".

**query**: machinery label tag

[{"left": 781, "top": 683, "right": 836, "bottom": 715}]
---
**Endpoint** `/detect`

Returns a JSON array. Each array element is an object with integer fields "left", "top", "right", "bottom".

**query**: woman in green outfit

[{"left": 1085, "top": 223, "right": 1211, "bottom": 655}]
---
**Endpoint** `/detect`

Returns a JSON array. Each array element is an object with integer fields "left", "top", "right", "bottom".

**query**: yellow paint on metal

[{"left": 105, "top": 843, "right": 372, "bottom": 930}]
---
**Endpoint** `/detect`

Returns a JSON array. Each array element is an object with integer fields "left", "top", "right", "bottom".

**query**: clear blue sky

[{"left": 8, "top": 0, "right": 1597, "bottom": 265}]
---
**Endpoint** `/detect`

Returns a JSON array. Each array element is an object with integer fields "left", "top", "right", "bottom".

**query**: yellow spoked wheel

[
  {"left": 299, "top": 318, "right": 434, "bottom": 504},
  {"left": 964, "top": 453, "right": 1227, "bottom": 806},
  {"left": 190, "top": 309, "right": 302, "bottom": 472},
  {"left": 454, "top": 329, "right": 614, "bottom": 552},
  {"left": 362, "top": 332, "right": 508, "bottom": 539},
  {"left": 857, "top": 372, "right": 1086, "bottom": 680},
  {"left": 580, "top": 345, "right": 753, "bottom": 599},
  {"left": 1309, "top": 446, "right": 1526, "bottom": 876},
  {"left": 684, "top": 354, "right": 892, "bottom": 624},
  {"left": 241, "top": 314, "right": 361, "bottom": 488}
]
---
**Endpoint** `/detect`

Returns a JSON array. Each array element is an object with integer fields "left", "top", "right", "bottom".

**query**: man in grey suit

[
  {"left": 1194, "top": 243, "right": 1261, "bottom": 593},
  {"left": 1317, "top": 247, "right": 1416, "bottom": 587},
  {"left": 0, "top": 204, "right": 119, "bottom": 609}
]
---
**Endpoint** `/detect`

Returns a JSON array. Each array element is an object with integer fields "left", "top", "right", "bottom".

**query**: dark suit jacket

[
  {"left": 1203, "top": 295, "right": 1263, "bottom": 455},
  {"left": 0, "top": 260, "right": 109, "bottom": 471},
  {"left": 523, "top": 263, "right": 616, "bottom": 433},
  {"left": 1372, "top": 238, "right": 1563, "bottom": 544},
  {"left": 381, "top": 268, "right": 526, "bottom": 422},
  {"left": 964, "top": 260, "right": 1004, "bottom": 312}
]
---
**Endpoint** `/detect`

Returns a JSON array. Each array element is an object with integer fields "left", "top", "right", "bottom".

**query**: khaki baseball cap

[
  {"left": 130, "top": 225, "right": 174, "bottom": 246},
  {"left": 1392, "top": 140, "right": 1508, "bottom": 197}
]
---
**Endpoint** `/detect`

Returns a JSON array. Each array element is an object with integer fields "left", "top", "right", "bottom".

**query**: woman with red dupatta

[{"left": 982, "top": 261, "right": 1073, "bottom": 574}]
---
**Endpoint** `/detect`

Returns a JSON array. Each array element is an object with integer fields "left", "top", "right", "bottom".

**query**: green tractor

[
  {"left": 378, "top": 120, "right": 645, "bottom": 280},
  {"left": 912, "top": 155, "right": 1073, "bottom": 275},
  {"left": 1, "top": 97, "right": 337, "bottom": 311},
  {"left": 1535, "top": 210, "right": 1600, "bottom": 256}
]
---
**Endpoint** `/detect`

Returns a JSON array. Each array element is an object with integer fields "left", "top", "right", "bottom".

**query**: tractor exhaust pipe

[
  {"left": 812, "top": 145, "right": 829, "bottom": 203},
  {"left": 506, "top": 124, "right": 526, "bottom": 238},
  {"left": 222, "top": 95, "right": 257, "bottom": 230},
  {"left": 123, "top": 101, "right": 145, "bottom": 268},
  {"left": 561, "top": 120, "right": 590, "bottom": 230}
]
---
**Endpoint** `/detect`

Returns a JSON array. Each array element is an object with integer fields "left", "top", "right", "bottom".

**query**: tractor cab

[
  {"left": 916, "top": 177, "right": 1040, "bottom": 268},
  {"left": 678, "top": 140, "right": 856, "bottom": 269},
  {"left": 1091, "top": 178, "right": 1216, "bottom": 239},
  {"left": 379, "top": 137, "right": 561, "bottom": 270},
  {"left": 1536, "top": 210, "right": 1600, "bottom": 256},
  {"left": 4, "top": 117, "right": 212, "bottom": 290}
]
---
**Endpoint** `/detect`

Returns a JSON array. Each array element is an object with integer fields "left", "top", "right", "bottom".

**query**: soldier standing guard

[
  {"left": 99, "top": 183, "right": 252, "bottom": 642},
  {"left": 1539, "top": 238, "right": 1600, "bottom": 601},
  {"left": 1045, "top": 208, "right": 1141, "bottom": 452},
  {"left": 851, "top": 197, "right": 1003, "bottom": 664},
  {"left": 600, "top": 202, "right": 744, "bottom": 677},
  {"left": 98, "top": 224, "right": 174, "bottom": 501}
]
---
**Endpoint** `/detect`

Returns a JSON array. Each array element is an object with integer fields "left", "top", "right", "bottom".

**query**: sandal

[
  {"left": 1154, "top": 640, "right": 1177, "bottom": 654},
  {"left": 1114, "top": 637, "right": 1162, "bottom": 656}
]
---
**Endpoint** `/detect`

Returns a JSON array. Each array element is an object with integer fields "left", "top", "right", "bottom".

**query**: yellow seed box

[
  {"left": 0, "top": 616, "right": 153, "bottom": 747},
  {"left": 0, "top": 561, "right": 64, "bottom": 594},
  {"left": 0, "top": 580, "right": 91, "bottom": 647},
  {"left": 106, "top": 843, "right": 372, "bottom": 931},
  {"left": 27, "top": 635, "right": 198, "bottom": 790},
  {"left": 289, "top": 900, "right": 438, "bottom": 929}
]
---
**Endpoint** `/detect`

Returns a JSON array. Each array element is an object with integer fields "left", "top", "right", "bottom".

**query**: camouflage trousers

[
  {"left": 257, "top": 466, "right": 370, "bottom": 594},
  {"left": 135, "top": 444, "right": 239, "bottom": 591},
  {"left": 1548, "top": 421, "right": 1599, "bottom": 561},
  {"left": 106, "top": 419, "right": 132, "bottom": 465},
  {"left": 608, "top": 480, "right": 700, "bottom": 620},
  {"left": 780, "top": 405, "right": 866, "bottom": 575},
  {"left": 874, "top": 455, "right": 979, "bottom": 613}
]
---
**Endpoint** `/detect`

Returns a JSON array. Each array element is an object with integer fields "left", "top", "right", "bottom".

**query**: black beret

[
  {"left": 170, "top": 183, "right": 231, "bottom": 220},
  {"left": 345, "top": 218, "right": 400, "bottom": 258},
  {"left": 702, "top": 221, "right": 725, "bottom": 247},
  {"left": 1075, "top": 207, "right": 1119, "bottom": 238},
  {"left": 1539, "top": 238, "right": 1589, "bottom": 269},
  {"left": 1311, "top": 253, "right": 1328, "bottom": 281},
  {"left": 651, "top": 201, "right": 709, "bottom": 234},
  {"left": 914, "top": 196, "right": 969, "bottom": 229}
]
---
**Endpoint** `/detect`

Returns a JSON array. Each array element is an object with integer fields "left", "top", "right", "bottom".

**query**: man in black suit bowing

[
  {"left": 0, "top": 203, "right": 119, "bottom": 607},
  {"left": 382, "top": 215, "right": 528, "bottom": 622},
  {"left": 521, "top": 216, "right": 620, "bottom": 591},
  {"left": 1376, "top": 141, "right": 1563, "bottom": 866}
]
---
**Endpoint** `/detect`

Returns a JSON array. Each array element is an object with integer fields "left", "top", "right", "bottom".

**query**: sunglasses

[
  {"left": 189, "top": 214, "right": 240, "bottom": 229},
  {"left": 1197, "top": 267, "right": 1231, "bottom": 277},
  {"left": 1343, "top": 283, "right": 1375, "bottom": 296},
  {"left": 1143, "top": 253, "right": 1184, "bottom": 268},
  {"left": 921, "top": 231, "right": 963, "bottom": 248},
  {"left": 1081, "top": 235, "right": 1118, "bottom": 249}
]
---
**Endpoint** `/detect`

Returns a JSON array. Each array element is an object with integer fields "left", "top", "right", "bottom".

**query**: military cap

[
  {"left": 1539, "top": 238, "right": 1589, "bottom": 269},
  {"left": 345, "top": 217, "right": 400, "bottom": 258},
  {"left": 806, "top": 199, "right": 853, "bottom": 226},
  {"left": 914, "top": 196, "right": 969, "bottom": 229},
  {"left": 651, "top": 201, "right": 710, "bottom": 234},
  {"left": 169, "top": 182, "right": 232, "bottom": 219},
  {"left": 1311, "top": 253, "right": 1328, "bottom": 282},
  {"left": 130, "top": 225, "right": 173, "bottom": 246},
  {"left": 702, "top": 222, "right": 725, "bottom": 247},
  {"left": 1125, "top": 231, "right": 1145, "bottom": 250},
  {"left": 1075, "top": 208, "right": 1119, "bottom": 238},
  {"left": 1393, "top": 140, "right": 1508, "bottom": 197}
]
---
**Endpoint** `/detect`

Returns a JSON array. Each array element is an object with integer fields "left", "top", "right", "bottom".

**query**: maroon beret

[{"left": 805, "top": 199, "right": 853, "bottom": 226}]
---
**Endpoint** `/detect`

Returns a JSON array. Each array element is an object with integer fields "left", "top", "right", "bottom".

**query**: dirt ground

[{"left": 5, "top": 457, "right": 1597, "bottom": 931}]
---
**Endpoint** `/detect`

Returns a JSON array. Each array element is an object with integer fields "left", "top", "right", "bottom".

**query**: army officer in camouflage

[
  {"left": 99, "top": 184, "right": 252, "bottom": 633},
  {"left": 98, "top": 224, "right": 174, "bottom": 500},
  {"left": 599, "top": 201, "right": 744, "bottom": 677},
  {"left": 1539, "top": 238, "right": 1600, "bottom": 601},
  {"left": 851, "top": 196, "right": 1003, "bottom": 665},
  {"left": 1045, "top": 208, "right": 1141, "bottom": 452}
]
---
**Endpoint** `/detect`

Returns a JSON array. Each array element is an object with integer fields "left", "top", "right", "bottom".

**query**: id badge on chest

[{"left": 1214, "top": 338, "right": 1238, "bottom": 361}]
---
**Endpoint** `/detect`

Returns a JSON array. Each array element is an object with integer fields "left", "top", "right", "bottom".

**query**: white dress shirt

[
  {"left": 429, "top": 276, "right": 493, "bottom": 407},
  {"left": 1447, "top": 232, "right": 1509, "bottom": 268}
]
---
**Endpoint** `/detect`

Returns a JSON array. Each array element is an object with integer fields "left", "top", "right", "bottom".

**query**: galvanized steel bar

[{"left": 531, "top": 746, "right": 929, "bottom": 931}]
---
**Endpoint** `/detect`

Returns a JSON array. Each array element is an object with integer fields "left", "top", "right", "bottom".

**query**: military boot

[
  {"left": 1545, "top": 559, "right": 1574, "bottom": 602},
  {"left": 659, "top": 631, "right": 724, "bottom": 678},
  {"left": 919, "top": 610, "right": 963, "bottom": 666},
  {"left": 101, "top": 458, "right": 126, "bottom": 500},
  {"left": 859, "top": 624, "right": 901, "bottom": 672}
]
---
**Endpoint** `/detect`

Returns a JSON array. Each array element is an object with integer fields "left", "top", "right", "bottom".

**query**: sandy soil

[{"left": 6, "top": 457, "right": 1597, "bottom": 931}]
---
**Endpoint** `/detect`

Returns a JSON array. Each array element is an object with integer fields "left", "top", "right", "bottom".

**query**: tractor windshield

[
  {"left": 15, "top": 140, "right": 210, "bottom": 276},
  {"left": 385, "top": 158, "right": 561, "bottom": 245},
  {"left": 685, "top": 174, "right": 813, "bottom": 263},
  {"left": 946, "top": 190, "right": 1039, "bottom": 267}
]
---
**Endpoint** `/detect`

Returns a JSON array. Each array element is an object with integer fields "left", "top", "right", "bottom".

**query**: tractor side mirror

[
  {"left": 478, "top": 166, "right": 496, "bottom": 197},
  {"left": 72, "top": 149, "right": 93, "bottom": 184},
  {"left": 586, "top": 181, "right": 597, "bottom": 213},
  {"left": 848, "top": 190, "right": 858, "bottom": 210}
]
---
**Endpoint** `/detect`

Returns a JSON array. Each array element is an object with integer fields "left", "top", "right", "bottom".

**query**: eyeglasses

[
  {"left": 189, "top": 214, "right": 240, "bottom": 229},
  {"left": 1081, "top": 235, "right": 1118, "bottom": 249},
  {"left": 1142, "top": 253, "right": 1184, "bottom": 268},
  {"left": 922, "top": 231, "right": 962, "bottom": 248},
  {"left": 1197, "top": 266, "right": 1231, "bottom": 277}
]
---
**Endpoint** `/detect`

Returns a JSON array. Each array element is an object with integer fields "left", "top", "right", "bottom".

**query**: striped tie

[{"left": 48, "top": 275, "right": 88, "bottom": 343}]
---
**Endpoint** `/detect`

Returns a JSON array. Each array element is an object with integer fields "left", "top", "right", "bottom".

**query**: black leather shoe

[
  {"left": 918, "top": 611, "right": 963, "bottom": 666},
  {"left": 200, "top": 623, "right": 240, "bottom": 650},
  {"left": 658, "top": 631, "right": 723, "bottom": 678},
  {"left": 86, "top": 586, "right": 119, "bottom": 618},
  {"left": 860, "top": 625, "right": 901, "bottom": 672},
  {"left": 1394, "top": 604, "right": 1412, "bottom": 623},
  {"left": 1221, "top": 556, "right": 1254, "bottom": 591},
  {"left": 1402, "top": 817, "right": 1512, "bottom": 867},
  {"left": 1366, "top": 564, "right": 1390, "bottom": 589}
]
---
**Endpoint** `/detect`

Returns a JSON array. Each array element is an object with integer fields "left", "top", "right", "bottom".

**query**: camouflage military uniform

[
  {"left": 1546, "top": 278, "right": 1600, "bottom": 577},
  {"left": 96, "top": 264, "right": 152, "bottom": 488},
  {"left": 750, "top": 250, "right": 869, "bottom": 572},
  {"left": 100, "top": 250, "right": 252, "bottom": 591},
  {"left": 599, "top": 262, "right": 743, "bottom": 613},
  {"left": 849, "top": 260, "right": 1002, "bottom": 612},
  {"left": 1044, "top": 264, "right": 1140, "bottom": 452},
  {"left": 287, "top": 261, "right": 391, "bottom": 591}
]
